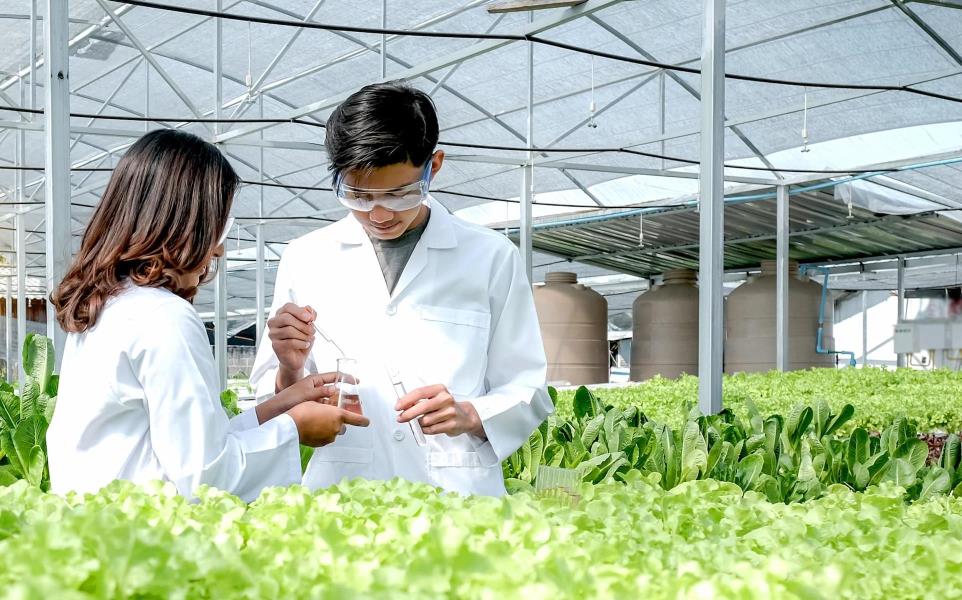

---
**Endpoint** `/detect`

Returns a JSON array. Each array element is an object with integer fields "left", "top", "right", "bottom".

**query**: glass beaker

[{"left": 336, "top": 358, "right": 363, "bottom": 415}]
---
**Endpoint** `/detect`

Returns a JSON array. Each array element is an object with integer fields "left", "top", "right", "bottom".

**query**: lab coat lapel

[
  {"left": 391, "top": 198, "right": 457, "bottom": 301},
  {"left": 333, "top": 216, "right": 390, "bottom": 305}
]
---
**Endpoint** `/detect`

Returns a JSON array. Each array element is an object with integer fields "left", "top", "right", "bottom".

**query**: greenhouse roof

[{"left": 0, "top": 0, "right": 961, "bottom": 331}]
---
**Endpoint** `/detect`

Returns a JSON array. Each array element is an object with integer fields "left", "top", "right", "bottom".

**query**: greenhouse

[{"left": 1, "top": 0, "right": 962, "bottom": 597}]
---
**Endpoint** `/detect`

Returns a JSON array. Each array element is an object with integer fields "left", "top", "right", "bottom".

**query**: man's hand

[
  {"left": 396, "top": 384, "right": 486, "bottom": 439},
  {"left": 268, "top": 303, "right": 316, "bottom": 392}
]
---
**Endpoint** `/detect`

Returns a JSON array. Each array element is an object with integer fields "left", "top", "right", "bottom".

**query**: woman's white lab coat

[
  {"left": 250, "top": 198, "right": 552, "bottom": 496},
  {"left": 47, "top": 285, "right": 302, "bottom": 502}
]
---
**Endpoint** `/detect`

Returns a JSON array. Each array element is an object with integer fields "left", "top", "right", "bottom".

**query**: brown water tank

[
  {"left": 533, "top": 272, "right": 608, "bottom": 385},
  {"left": 631, "top": 269, "right": 699, "bottom": 380},
  {"left": 725, "top": 260, "right": 833, "bottom": 373}
]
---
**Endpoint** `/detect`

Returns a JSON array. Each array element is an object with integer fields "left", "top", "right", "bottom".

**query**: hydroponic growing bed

[{"left": 3, "top": 337, "right": 962, "bottom": 598}]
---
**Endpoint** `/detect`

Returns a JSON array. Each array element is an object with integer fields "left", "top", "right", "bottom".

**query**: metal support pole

[
  {"left": 144, "top": 60, "right": 149, "bottom": 133},
  {"left": 697, "top": 0, "right": 725, "bottom": 415},
  {"left": 214, "top": 0, "right": 228, "bottom": 388},
  {"left": 215, "top": 262, "right": 228, "bottom": 389},
  {"left": 658, "top": 69, "right": 666, "bottom": 171},
  {"left": 45, "top": 0, "right": 71, "bottom": 363},
  {"left": 520, "top": 12, "right": 534, "bottom": 282},
  {"left": 775, "top": 185, "right": 789, "bottom": 371},
  {"left": 15, "top": 74, "right": 25, "bottom": 382},
  {"left": 15, "top": 214, "right": 25, "bottom": 383},
  {"left": 380, "top": 0, "right": 388, "bottom": 79},
  {"left": 255, "top": 226, "right": 265, "bottom": 343},
  {"left": 861, "top": 289, "right": 868, "bottom": 366},
  {"left": 215, "top": 0, "right": 223, "bottom": 126},
  {"left": 255, "top": 98, "right": 266, "bottom": 344},
  {"left": 4, "top": 276, "right": 11, "bottom": 381},
  {"left": 896, "top": 256, "right": 905, "bottom": 368},
  {"left": 30, "top": 0, "right": 37, "bottom": 111}
]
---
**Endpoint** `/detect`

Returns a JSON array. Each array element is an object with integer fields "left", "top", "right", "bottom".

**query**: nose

[
  {"left": 212, "top": 243, "right": 225, "bottom": 259},
  {"left": 369, "top": 205, "right": 394, "bottom": 223}
]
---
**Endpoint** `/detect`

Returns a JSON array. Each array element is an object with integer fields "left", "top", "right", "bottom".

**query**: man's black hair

[{"left": 325, "top": 81, "right": 439, "bottom": 174}]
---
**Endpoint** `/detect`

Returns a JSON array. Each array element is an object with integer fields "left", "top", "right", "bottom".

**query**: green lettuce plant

[{"left": 0, "top": 334, "right": 57, "bottom": 490}]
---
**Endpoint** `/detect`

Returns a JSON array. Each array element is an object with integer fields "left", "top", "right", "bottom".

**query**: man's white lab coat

[{"left": 250, "top": 198, "right": 552, "bottom": 496}]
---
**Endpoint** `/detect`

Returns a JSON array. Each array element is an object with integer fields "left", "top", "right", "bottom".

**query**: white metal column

[
  {"left": 896, "top": 256, "right": 905, "bottom": 368},
  {"left": 215, "top": 265, "right": 228, "bottom": 388},
  {"left": 213, "top": 0, "right": 228, "bottom": 388},
  {"left": 861, "top": 289, "right": 868, "bottom": 366},
  {"left": 144, "top": 60, "right": 150, "bottom": 132},
  {"left": 255, "top": 99, "right": 266, "bottom": 345},
  {"left": 698, "top": 0, "right": 725, "bottom": 415},
  {"left": 380, "top": 0, "right": 388, "bottom": 79},
  {"left": 44, "top": 0, "right": 71, "bottom": 363},
  {"left": 255, "top": 227, "right": 265, "bottom": 343},
  {"left": 15, "top": 214, "right": 25, "bottom": 383},
  {"left": 658, "top": 70, "right": 666, "bottom": 171},
  {"left": 520, "top": 12, "right": 535, "bottom": 282},
  {"left": 775, "top": 185, "right": 789, "bottom": 371},
  {"left": 4, "top": 276, "right": 10, "bottom": 381},
  {"left": 30, "top": 0, "right": 37, "bottom": 110}
]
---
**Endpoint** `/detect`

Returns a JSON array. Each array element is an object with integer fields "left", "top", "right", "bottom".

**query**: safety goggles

[
  {"left": 333, "top": 158, "right": 433, "bottom": 213},
  {"left": 217, "top": 217, "right": 235, "bottom": 247}
]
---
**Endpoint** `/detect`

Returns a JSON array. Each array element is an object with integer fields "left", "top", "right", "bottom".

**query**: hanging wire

[
  {"left": 104, "top": 0, "right": 962, "bottom": 107},
  {"left": 638, "top": 213, "right": 644, "bottom": 246},
  {"left": 0, "top": 103, "right": 908, "bottom": 176}
]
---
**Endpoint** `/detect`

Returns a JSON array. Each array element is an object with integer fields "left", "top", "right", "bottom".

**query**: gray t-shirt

[{"left": 369, "top": 212, "right": 431, "bottom": 294}]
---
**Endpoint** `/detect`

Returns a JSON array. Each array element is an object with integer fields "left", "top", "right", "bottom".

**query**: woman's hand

[
  {"left": 255, "top": 372, "right": 338, "bottom": 425},
  {"left": 287, "top": 402, "right": 369, "bottom": 447}
]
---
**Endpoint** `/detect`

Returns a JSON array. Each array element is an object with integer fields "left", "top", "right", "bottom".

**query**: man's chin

[{"left": 366, "top": 223, "right": 402, "bottom": 239}]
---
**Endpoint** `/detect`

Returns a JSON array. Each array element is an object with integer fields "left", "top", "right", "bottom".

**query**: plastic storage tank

[
  {"left": 533, "top": 272, "right": 609, "bottom": 385},
  {"left": 631, "top": 269, "right": 699, "bottom": 380},
  {"left": 725, "top": 260, "right": 834, "bottom": 373}
]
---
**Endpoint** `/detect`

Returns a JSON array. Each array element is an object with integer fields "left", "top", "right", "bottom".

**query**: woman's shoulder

[{"left": 101, "top": 284, "right": 202, "bottom": 333}]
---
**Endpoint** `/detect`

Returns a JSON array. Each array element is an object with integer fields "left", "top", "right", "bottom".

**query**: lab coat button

[
  {"left": 385, "top": 305, "right": 397, "bottom": 316},
  {"left": 393, "top": 429, "right": 405, "bottom": 442}
]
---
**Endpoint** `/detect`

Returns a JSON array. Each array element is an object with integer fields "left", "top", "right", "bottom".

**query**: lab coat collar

[{"left": 333, "top": 196, "right": 458, "bottom": 250}]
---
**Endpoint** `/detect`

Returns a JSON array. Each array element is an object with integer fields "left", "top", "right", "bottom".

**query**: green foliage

[
  {"left": 509, "top": 385, "right": 962, "bottom": 503},
  {"left": 219, "top": 389, "right": 240, "bottom": 417},
  {"left": 0, "top": 477, "right": 959, "bottom": 598},
  {"left": 554, "top": 368, "right": 962, "bottom": 434},
  {"left": 0, "top": 334, "right": 58, "bottom": 491}
]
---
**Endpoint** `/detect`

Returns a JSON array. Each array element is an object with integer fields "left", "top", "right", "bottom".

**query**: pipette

[
  {"left": 289, "top": 291, "right": 346, "bottom": 358},
  {"left": 388, "top": 366, "right": 427, "bottom": 447}
]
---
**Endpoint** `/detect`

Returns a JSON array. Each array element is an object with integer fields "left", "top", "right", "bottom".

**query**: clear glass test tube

[{"left": 388, "top": 367, "right": 426, "bottom": 446}]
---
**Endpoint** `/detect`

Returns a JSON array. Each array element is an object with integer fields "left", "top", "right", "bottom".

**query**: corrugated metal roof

[{"left": 513, "top": 185, "right": 962, "bottom": 278}]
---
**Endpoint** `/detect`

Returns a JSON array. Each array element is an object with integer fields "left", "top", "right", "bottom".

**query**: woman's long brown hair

[{"left": 52, "top": 129, "right": 239, "bottom": 333}]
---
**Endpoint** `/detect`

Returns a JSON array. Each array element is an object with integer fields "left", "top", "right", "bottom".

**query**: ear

[{"left": 430, "top": 150, "right": 445, "bottom": 179}]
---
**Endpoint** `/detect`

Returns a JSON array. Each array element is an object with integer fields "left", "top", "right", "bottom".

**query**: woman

[{"left": 47, "top": 129, "right": 368, "bottom": 502}]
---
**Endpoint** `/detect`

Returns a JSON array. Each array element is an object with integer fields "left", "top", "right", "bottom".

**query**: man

[{"left": 250, "top": 82, "right": 552, "bottom": 496}]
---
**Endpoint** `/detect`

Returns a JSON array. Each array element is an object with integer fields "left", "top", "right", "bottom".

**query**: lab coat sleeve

[
  {"left": 470, "top": 244, "right": 553, "bottom": 465},
  {"left": 228, "top": 407, "right": 261, "bottom": 432},
  {"left": 132, "top": 300, "right": 301, "bottom": 502},
  {"left": 249, "top": 240, "right": 315, "bottom": 402}
]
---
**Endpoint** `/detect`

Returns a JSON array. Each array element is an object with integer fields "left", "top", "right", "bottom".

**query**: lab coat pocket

[
  {"left": 427, "top": 451, "right": 505, "bottom": 496},
  {"left": 302, "top": 445, "right": 374, "bottom": 489},
  {"left": 411, "top": 305, "right": 491, "bottom": 397}
]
